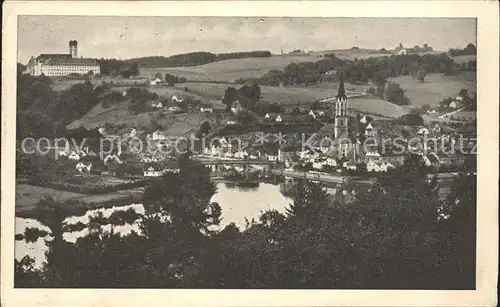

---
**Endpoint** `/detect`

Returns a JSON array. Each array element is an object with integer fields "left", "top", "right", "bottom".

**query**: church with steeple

[
  {"left": 334, "top": 73, "right": 349, "bottom": 140},
  {"left": 333, "top": 73, "right": 356, "bottom": 159},
  {"left": 309, "top": 73, "right": 359, "bottom": 161}
]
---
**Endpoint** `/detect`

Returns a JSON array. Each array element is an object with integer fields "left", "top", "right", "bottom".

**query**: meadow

[
  {"left": 16, "top": 184, "right": 85, "bottom": 213},
  {"left": 68, "top": 97, "right": 221, "bottom": 137},
  {"left": 140, "top": 50, "right": 444, "bottom": 83},
  {"left": 140, "top": 54, "right": 321, "bottom": 82},
  {"left": 451, "top": 54, "right": 476, "bottom": 64},
  {"left": 388, "top": 72, "right": 476, "bottom": 107}
]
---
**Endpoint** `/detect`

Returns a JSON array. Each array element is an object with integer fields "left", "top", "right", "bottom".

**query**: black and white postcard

[{"left": 1, "top": 1, "right": 498, "bottom": 306}]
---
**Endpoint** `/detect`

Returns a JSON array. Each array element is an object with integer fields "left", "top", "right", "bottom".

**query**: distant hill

[{"left": 123, "top": 50, "right": 272, "bottom": 68}]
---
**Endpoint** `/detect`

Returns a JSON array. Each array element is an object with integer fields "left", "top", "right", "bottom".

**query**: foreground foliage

[{"left": 15, "top": 158, "right": 476, "bottom": 289}]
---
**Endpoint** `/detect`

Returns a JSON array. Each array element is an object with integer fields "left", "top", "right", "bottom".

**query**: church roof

[
  {"left": 45, "top": 57, "right": 99, "bottom": 66},
  {"left": 337, "top": 73, "right": 347, "bottom": 100},
  {"left": 36, "top": 54, "right": 72, "bottom": 61}
]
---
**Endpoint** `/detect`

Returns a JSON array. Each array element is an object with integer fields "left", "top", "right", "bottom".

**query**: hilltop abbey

[{"left": 26, "top": 40, "right": 100, "bottom": 77}]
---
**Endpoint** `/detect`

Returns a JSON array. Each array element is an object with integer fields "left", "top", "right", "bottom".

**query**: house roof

[
  {"left": 200, "top": 103, "right": 213, "bottom": 108},
  {"left": 265, "top": 112, "right": 280, "bottom": 118},
  {"left": 426, "top": 153, "right": 440, "bottom": 164}
]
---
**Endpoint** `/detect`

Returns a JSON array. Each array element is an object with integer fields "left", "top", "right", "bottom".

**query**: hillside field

[
  {"left": 451, "top": 54, "right": 476, "bottom": 64},
  {"left": 388, "top": 72, "right": 476, "bottom": 107},
  {"left": 140, "top": 49, "right": 445, "bottom": 83},
  {"left": 141, "top": 54, "right": 321, "bottom": 82},
  {"left": 68, "top": 99, "right": 220, "bottom": 137}
]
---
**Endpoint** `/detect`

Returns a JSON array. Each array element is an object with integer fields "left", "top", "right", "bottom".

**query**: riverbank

[{"left": 15, "top": 185, "right": 145, "bottom": 219}]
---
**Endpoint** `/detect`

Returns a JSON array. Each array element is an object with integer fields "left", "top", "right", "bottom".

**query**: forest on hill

[{"left": 96, "top": 51, "right": 272, "bottom": 75}]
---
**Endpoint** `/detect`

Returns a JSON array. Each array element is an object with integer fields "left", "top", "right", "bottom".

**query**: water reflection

[{"left": 15, "top": 183, "right": 292, "bottom": 268}]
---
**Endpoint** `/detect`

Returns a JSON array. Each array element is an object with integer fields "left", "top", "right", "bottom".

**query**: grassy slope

[
  {"left": 16, "top": 184, "right": 85, "bottom": 212},
  {"left": 65, "top": 50, "right": 475, "bottom": 130},
  {"left": 140, "top": 49, "right": 447, "bottom": 83},
  {"left": 140, "top": 54, "right": 321, "bottom": 82},
  {"left": 388, "top": 72, "right": 476, "bottom": 107},
  {"left": 68, "top": 76, "right": 408, "bottom": 133}
]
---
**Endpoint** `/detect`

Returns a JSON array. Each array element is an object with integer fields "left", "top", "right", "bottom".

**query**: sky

[{"left": 18, "top": 16, "right": 476, "bottom": 63}]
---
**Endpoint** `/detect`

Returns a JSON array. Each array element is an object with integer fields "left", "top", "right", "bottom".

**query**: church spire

[{"left": 337, "top": 72, "right": 347, "bottom": 101}]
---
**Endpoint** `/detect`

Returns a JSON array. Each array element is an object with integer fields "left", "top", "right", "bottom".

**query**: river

[{"left": 15, "top": 183, "right": 292, "bottom": 268}]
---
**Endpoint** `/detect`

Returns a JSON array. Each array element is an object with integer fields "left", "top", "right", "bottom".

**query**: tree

[
  {"left": 385, "top": 83, "right": 409, "bottom": 105},
  {"left": 199, "top": 121, "right": 211, "bottom": 136},
  {"left": 416, "top": 65, "right": 427, "bottom": 82},
  {"left": 154, "top": 72, "right": 163, "bottom": 80},
  {"left": 130, "top": 62, "right": 140, "bottom": 76},
  {"left": 222, "top": 87, "right": 238, "bottom": 111}
]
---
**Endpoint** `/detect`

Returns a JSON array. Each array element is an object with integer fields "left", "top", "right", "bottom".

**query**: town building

[
  {"left": 200, "top": 103, "right": 214, "bottom": 113},
  {"left": 26, "top": 40, "right": 100, "bottom": 77}
]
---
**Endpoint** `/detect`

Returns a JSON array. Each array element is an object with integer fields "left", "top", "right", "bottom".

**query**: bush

[{"left": 23, "top": 227, "right": 49, "bottom": 243}]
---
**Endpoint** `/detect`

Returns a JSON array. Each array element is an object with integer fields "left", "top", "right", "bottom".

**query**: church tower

[{"left": 334, "top": 73, "right": 348, "bottom": 139}]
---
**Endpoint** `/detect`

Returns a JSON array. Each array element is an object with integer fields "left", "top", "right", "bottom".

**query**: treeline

[
  {"left": 15, "top": 156, "right": 476, "bottom": 289},
  {"left": 396, "top": 43, "right": 434, "bottom": 54},
  {"left": 97, "top": 59, "right": 140, "bottom": 77},
  {"left": 17, "top": 71, "right": 107, "bottom": 139},
  {"left": 122, "top": 50, "right": 272, "bottom": 68},
  {"left": 449, "top": 43, "right": 477, "bottom": 57},
  {"left": 243, "top": 52, "right": 462, "bottom": 87}
]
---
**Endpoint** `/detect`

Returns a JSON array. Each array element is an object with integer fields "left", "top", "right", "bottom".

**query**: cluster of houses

[{"left": 52, "top": 125, "right": 186, "bottom": 178}]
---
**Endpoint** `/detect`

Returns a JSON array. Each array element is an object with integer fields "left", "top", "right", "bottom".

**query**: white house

[
  {"left": 300, "top": 149, "right": 319, "bottom": 162},
  {"left": 360, "top": 115, "right": 373, "bottom": 124},
  {"left": 123, "top": 128, "right": 137, "bottom": 139},
  {"left": 234, "top": 150, "right": 249, "bottom": 159},
  {"left": 326, "top": 157, "right": 337, "bottom": 167},
  {"left": 76, "top": 162, "right": 92, "bottom": 173},
  {"left": 421, "top": 152, "right": 441, "bottom": 167},
  {"left": 140, "top": 156, "right": 153, "bottom": 163},
  {"left": 379, "top": 161, "right": 395, "bottom": 172},
  {"left": 68, "top": 151, "right": 81, "bottom": 161},
  {"left": 144, "top": 166, "right": 164, "bottom": 177},
  {"left": 206, "top": 145, "right": 223, "bottom": 157},
  {"left": 167, "top": 106, "right": 182, "bottom": 113},
  {"left": 449, "top": 101, "right": 463, "bottom": 109},
  {"left": 267, "top": 154, "right": 279, "bottom": 162},
  {"left": 200, "top": 103, "right": 213, "bottom": 113},
  {"left": 417, "top": 127, "right": 430, "bottom": 135},
  {"left": 84, "top": 148, "right": 97, "bottom": 157},
  {"left": 343, "top": 161, "right": 357, "bottom": 171},
  {"left": 103, "top": 154, "right": 123, "bottom": 165},
  {"left": 150, "top": 78, "right": 162, "bottom": 86},
  {"left": 171, "top": 94, "right": 185, "bottom": 104},
  {"left": 57, "top": 150, "right": 68, "bottom": 157},
  {"left": 312, "top": 159, "right": 326, "bottom": 170},
  {"left": 231, "top": 101, "right": 244, "bottom": 114},
  {"left": 152, "top": 130, "right": 166, "bottom": 141},
  {"left": 151, "top": 101, "right": 163, "bottom": 109},
  {"left": 226, "top": 119, "right": 239, "bottom": 125},
  {"left": 366, "top": 160, "right": 382, "bottom": 172},
  {"left": 432, "top": 124, "right": 442, "bottom": 133},
  {"left": 365, "top": 122, "right": 375, "bottom": 137},
  {"left": 264, "top": 113, "right": 283, "bottom": 123}
]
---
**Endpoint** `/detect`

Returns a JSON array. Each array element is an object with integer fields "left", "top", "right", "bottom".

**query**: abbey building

[{"left": 25, "top": 40, "right": 100, "bottom": 77}]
